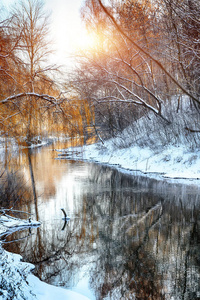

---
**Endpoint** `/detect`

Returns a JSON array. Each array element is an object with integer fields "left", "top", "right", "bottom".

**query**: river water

[{"left": 3, "top": 142, "right": 200, "bottom": 300}]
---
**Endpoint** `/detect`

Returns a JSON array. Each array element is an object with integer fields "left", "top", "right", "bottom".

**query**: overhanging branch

[{"left": 97, "top": 0, "right": 200, "bottom": 104}]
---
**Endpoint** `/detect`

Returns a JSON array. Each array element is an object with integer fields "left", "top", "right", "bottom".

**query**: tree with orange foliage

[{"left": 0, "top": 0, "right": 75, "bottom": 144}]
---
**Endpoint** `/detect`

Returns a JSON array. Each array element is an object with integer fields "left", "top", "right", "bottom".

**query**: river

[{"left": 2, "top": 141, "right": 200, "bottom": 300}]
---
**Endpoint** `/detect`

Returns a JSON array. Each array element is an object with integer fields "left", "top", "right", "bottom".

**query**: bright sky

[
  {"left": 1, "top": 0, "right": 93, "bottom": 68},
  {"left": 45, "top": 0, "right": 88, "bottom": 67}
]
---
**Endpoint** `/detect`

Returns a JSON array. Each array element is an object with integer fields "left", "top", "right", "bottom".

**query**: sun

[
  {"left": 79, "top": 33, "right": 95, "bottom": 50},
  {"left": 74, "top": 30, "right": 99, "bottom": 53}
]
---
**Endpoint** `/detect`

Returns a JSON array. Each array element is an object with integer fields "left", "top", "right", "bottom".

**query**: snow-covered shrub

[
  {"left": 110, "top": 95, "right": 200, "bottom": 152},
  {"left": 0, "top": 245, "right": 35, "bottom": 300}
]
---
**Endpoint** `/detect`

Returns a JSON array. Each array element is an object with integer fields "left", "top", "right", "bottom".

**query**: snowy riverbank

[
  {"left": 0, "top": 215, "right": 90, "bottom": 300},
  {"left": 56, "top": 96, "right": 200, "bottom": 184},
  {"left": 57, "top": 138, "right": 200, "bottom": 184}
]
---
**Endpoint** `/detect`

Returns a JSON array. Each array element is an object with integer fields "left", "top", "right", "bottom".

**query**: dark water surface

[{"left": 3, "top": 143, "right": 200, "bottom": 299}]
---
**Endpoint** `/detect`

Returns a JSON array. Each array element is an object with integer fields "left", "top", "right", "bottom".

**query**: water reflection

[{"left": 3, "top": 144, "right": 200, "bottom": 300}]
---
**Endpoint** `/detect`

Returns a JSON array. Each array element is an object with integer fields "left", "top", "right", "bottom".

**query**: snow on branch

[
  {"left": 0, "top": 92, "right": 64, "bottom": 105},
  {"left": 97, "top": 0, "right": 200, "bottom": 105}
]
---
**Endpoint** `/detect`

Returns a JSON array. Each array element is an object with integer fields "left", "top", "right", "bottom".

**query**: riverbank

[
  {"left": 57, "top": 138, "right": 200, "bottom": 184},
  {"left": 0, "top": 215, "right": 90, "bottom": 300}
]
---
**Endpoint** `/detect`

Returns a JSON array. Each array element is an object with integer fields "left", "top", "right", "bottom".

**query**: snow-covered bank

[
  {"left": 0, "top": 216, "right": 90, "bottom": 300},
  {"left": 57, "top": 140, "right": 200, "bottom": 184},
  {"left": 56, "top": 95, "right": 200, "bottom": 184},
  {"left": 0, "top": 247, "right": 91, "bottom": 300}
]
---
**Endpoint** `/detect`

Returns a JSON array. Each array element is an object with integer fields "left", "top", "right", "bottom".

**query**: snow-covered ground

[
  {"left": 58, "top": 139, "right": 200, "bottom": 184},
  {"left": 0, "top": 215, "right": 90, "bottom": 300}
]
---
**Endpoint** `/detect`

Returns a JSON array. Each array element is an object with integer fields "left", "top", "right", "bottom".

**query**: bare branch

[{"left": 97, "top": 0, "right": 200, "bottom": 104}]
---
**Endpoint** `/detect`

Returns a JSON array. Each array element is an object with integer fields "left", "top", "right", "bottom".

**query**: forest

[{"left": 0, "top": 0, "right": 199, "bottom": 149}]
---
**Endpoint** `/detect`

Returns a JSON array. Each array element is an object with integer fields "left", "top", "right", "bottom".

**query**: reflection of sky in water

[
  {"left": 35, "top": 161, "right": 92, "bottom": 220},
  {"left": 71, "top": 261, "right": 96, "bottom": 300},
  {"left": 29, "top": 155, "right": 97, "bottom": 299}
]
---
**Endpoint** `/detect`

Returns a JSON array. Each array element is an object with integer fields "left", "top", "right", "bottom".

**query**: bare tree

[
  {"left": 0, "top": 0, "right": 73, "bottom": 143},
  {"left": 8, "top": 0, "right": 56, "bottom": 141},
  {"left": 96, "top": 0, "right": 199, "bottom": 104},
  {"left": 73, "top": 0, "right": 200, "bottom": 140}
]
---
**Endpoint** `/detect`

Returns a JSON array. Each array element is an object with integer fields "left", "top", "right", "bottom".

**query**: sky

[
  {"left": 1, "top": 0, "right": 91, "bottom": 68},
  {"left": 45, "top": 0, "right": 88, "bottom": 67}
]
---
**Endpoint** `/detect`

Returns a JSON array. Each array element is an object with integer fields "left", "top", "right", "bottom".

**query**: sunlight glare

[{"left": 74, "top": 30, "right": 99, "bottom": 53}]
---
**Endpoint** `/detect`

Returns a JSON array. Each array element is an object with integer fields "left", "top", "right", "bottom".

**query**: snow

[
  {"left": 0, "top": 247, "right": 91, "bottom": 300},
  {"left": 57, "top": 140, "right": 200, "bottom": 183},
  {"left": 0, "top": 216, "right": 90, "bottom": 300},
  {"left": 0, "top": 215, "right": 40, "bottom": 237},
  {"left": 28, "top": 275, "right": 91, "bottom": 300}
]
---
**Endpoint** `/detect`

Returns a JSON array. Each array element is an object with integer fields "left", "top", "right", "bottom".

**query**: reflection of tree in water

[
  {"left": 88, "top": 176, "right": 164, "bottom": 299},
  {"left": 4, "top": 163, "right": 200, "bottom": 299},
  {"left": 85, "top": 168, "right": 200, "bottom": 299}
]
